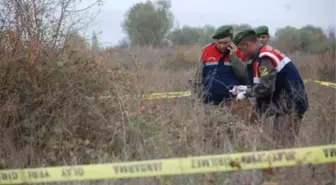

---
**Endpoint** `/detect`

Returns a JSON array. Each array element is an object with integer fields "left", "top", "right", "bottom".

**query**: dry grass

[{"left": 0, "top": 43, "right": 335, "bottom": 185}]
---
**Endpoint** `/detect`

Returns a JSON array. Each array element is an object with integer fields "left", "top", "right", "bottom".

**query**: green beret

[
  {"left": 255, "top": 25, "right": 269, "bottom": 36},
  {"left": 212, "top": 25, "right": 233, "bottom": 39},
  {"left": 233, "top": 29, "right": 256, "bottom": 45}
]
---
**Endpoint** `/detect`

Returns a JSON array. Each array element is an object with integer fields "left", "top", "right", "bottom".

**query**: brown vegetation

[
  {"left": 0, "top": 40, "right": 335, "bottom": 184},
  {"left": 0, "top": 1, "right": 335, "bottom": 184}
]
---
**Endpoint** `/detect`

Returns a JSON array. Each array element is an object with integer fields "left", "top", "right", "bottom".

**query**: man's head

[
  {"left": 212, "top": 25, "right": 233, "bottom": 54},
  {"left": 255, "top": 25, "right": 270, "bottom": 44},
  {"left": 233, "top": 29, "right": 259, "bottom": 58}
]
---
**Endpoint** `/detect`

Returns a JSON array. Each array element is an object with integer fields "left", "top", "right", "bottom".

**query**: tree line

[{"left": 120, "top": 0, "right": 335, "bottom": 54}]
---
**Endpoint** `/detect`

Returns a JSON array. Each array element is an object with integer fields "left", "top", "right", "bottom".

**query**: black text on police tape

[
  {"left": 191, "top": 151, "right": 296, "bottom": 169},
  {"left": 113, "top": 162, "right": 162, "bottom": 174},
  {"left": 28, "top": 170, "right": 50, "bottom": 179},
  {"left": 323, "top": 148, "right": 336, "bottom": 158},
  {"left": 0, "top": 171, "right": 18, "bottom": 181},
  {"left": 61, "top": 167, "right": 84, "bottom": 177}
]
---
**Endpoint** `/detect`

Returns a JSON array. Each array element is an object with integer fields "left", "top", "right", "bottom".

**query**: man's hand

[{"left": 228, "top": 43, "right": 238, "bottom": 55}]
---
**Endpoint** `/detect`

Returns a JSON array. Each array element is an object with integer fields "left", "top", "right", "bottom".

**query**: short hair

[{"left": 239, "top": 35, "right": 258, "bottom": 45}]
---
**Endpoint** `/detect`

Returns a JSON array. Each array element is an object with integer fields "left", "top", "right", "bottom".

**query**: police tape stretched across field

[
  {"left": 142, "top": 79, "right": 335, "bottom": 100},
  {"left": 84, "top": 79, "right": 335, "bottom": 101},
  {"left": 0, "top": 144, "right": 335, "bottom": 184}
]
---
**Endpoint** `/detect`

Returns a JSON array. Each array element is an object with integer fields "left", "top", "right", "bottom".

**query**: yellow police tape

[
  {"left": 304, "top": 79, "right": 336, "bottom": 88},
  {"left": 141, "top": 91, "right": 191, "bottom": 100},
  {"left": 142, "top": 79, "right": 336, "bottom": 100},
  {"left": 0, "top": 144, "right": 335, "bottom": 184}
]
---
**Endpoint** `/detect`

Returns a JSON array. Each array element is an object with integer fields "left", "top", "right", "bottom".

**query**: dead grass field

[{"left": 0, "top": 45, "right": 335, "bottom": 185}]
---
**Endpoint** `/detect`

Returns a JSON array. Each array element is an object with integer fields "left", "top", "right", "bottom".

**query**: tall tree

[
  {"left": 274, "top": 25, "right": 331, "bottom": 53},
  {"left": 299, "top": 25, "right": 329, "bottom": 53},
  {"left": 168, "top": 26, "right": 202, "bottom": 46},
  {"left": 121, "top": 0, "right": 174, "bottom": 46},
  {"left": 274, "top": 26, "right": 301, "bottom": 53}
]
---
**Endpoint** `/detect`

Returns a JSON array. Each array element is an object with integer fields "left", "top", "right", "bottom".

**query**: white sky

[{"left": 81, "top": 0, "right": 336, "bottom": 47}]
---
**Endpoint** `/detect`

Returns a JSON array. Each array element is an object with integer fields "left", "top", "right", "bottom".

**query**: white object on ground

[
  {"left": 229, "top": 85, "right": 247, "bottom": 95},
  {"left": 236, "top": 91, "right": 246, "bottom": 100}
]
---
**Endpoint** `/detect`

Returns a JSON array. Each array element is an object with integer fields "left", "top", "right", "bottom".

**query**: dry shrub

[
  {"left": 316, "top": 52, "right": 336, "bottom": 82},
  {"left": 161, "top": 45, "right": 201, "bottom": 71},
  {"left": 291, "top": 51, "right": 336, "bottom": 82},
  {"left": 0, "top": 47, "right": 143, "bottom": 168},
  {"left": 161, "top": 52, "right": 195, "bottom": 70}
]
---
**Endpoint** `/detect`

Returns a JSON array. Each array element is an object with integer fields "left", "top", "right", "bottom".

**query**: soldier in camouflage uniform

[{"left": 232, "top": 29, "right": 309, "bottom": 148}]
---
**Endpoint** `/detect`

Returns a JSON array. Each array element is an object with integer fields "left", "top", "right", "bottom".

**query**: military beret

[
  {"left": 212, "top": 25, "right": 233, "bottom": 40},
  {"left": 233, "top": 29, "right": 256, "bottom": 45},
  {"left": 255, "top": 25, "right": 269, "bottom": 36}
]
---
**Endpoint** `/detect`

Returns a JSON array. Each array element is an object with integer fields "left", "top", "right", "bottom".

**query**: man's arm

[
  {"left": 245, "top": 57, "right": 277, "bottom": 98},
  {"left": 229, "top": 53, "right": 249, "bottom": 84}
]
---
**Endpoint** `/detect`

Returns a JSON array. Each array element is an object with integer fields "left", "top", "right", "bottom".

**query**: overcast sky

[{"left": 81, "top": 0, "right": 336, "bottom": 47}]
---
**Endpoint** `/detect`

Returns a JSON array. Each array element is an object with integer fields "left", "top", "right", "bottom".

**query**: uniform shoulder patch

[{"left": 259, "top": 66, "right": 269, "bottom": 77}]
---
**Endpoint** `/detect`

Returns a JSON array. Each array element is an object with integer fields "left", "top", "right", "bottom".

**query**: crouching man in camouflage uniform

[{"left": 232, "top": 29, "right": 309, "bottom": 148}]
